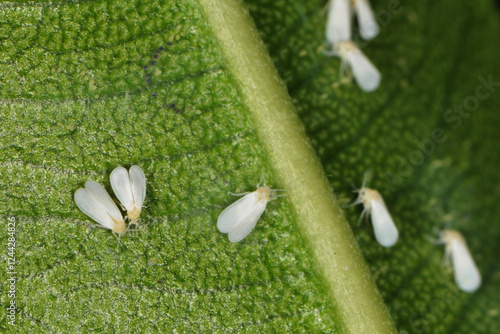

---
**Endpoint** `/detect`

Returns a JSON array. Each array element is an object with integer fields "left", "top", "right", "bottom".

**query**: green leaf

[
  {"left": 1, "top": 0, "right": 375, "bottom": 332},
  {"left": 244, "top": 0, "right": 500, "bottom": 333},
  {"left": 1, "top": 0, "right": 499, "bottom": 333}
]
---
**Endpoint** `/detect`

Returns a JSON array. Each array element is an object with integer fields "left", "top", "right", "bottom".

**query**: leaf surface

[
  {"left": 1, "top": 0, "right": 499, "bottom": 333},
  {"left": 244, "top": 0, "right": 500, "bottom": 332}
]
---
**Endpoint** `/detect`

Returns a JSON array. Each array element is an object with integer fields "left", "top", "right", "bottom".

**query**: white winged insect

[
  {"left": 353, "top": 0, "right": 379, "bottom": 40},
  {"left": 325, "top": 0, "right": 352, "bottom": 45},
  {"left": 217, "top": 178, "right": 284, "bottom": 243},
  {"left": 327, "top": 41, "right": 381, "bottom": 92},
  {"left": 110, "top": 166, "right": 146, "bottom": 227},
  {"left": 438, "top": 229, "right": 481, "bottom": 293},
  {"left": 347, "top": 178, "right": 398, "bottom": 247},
  {"left": 74, "top": 180, "right": 126, "bottom": 236}
]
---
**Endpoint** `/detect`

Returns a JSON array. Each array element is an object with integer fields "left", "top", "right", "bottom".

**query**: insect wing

[
  {"left": 450, "top": 239, "right": 481, "bottom": 292},
  {"left": 85, "top": 180, "right": 123, "bottom": 224},
  {"left": 347, "top": 48, "right": 381, "bottom": 92},
  {"left": 355, "top": 0, "right": 379, "bottom": 40},
  {"left": 370, "top": 199, "right": 398, "bottom": 247},
  {"left": 217, "top": 191, "right": 260, "bottom": 233},
  {"left": 110, "top": 166, "right": 135, "bottom": 210},
  {"left": 129, "top": 166, "right": 146, "bottom": 208},
  {"left": 74, "top": 188, "right": 116, "bottom": 230},
  {"left": 228, "top": 198, "right": 269, "bottom": 243},
  {"left": 326, "top": 0, "right": 352, "bottom": 44}
]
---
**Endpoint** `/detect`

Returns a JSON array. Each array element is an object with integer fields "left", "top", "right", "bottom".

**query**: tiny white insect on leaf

[
  {"left": 440, "top": 230, "right": 481, "bottom": 293},
  {"left": 325, "top": 0, "right": 352, "bottom": 45},
  {"left": 217, "top": 185, "right": 272, "bottom": 243},
  {"left": 348, "top": 185, "right": 398, "bottom": 247},
  {"left": 110, "top": 165, "right": 146, "bottom": 225},
  {"left": 354, "top": 0, "right": 379, "bottom": 40},
  {"left": 334, "top": 41, "right": 381, "bottom": 92},
  {"left": 74, "top": 180, "right": 126, "bottom": 235}
]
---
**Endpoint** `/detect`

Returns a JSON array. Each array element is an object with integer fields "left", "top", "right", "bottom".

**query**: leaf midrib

[{"left": 196, "top": 0, "right": 397, "bottom": 332}]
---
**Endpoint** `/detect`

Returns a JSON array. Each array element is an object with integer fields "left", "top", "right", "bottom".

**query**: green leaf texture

[
  {"left": 0, "top": 0, "right": 356, "bottom": 332},
  {"left": 244, "top": 0, "right": 500, "bottom": 333},
  {"left": 0, "top": 0, "right": 499, "bottom": 333}
]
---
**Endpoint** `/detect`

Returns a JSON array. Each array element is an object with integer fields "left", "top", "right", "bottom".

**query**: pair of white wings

[
  {"left": 335, "top": 41, "right": 381, "bottom": 92},
  {"left": 326, "top": 0, "right": 379, "bottom": 44},
  {"left": 74, "top": 166, "right": 146, "bottom": 232},
  {"left": 74, "top": 180, "right": 124, "bottom": 232},
  {"left": 448, "top": 239, "right": 482, "bottom": 293},
  {"left": 110, "top": 166, "right": 146, "bottom": 215},
  {"left": 369, "top": 199, "right": 399, "bottom": 248},
  {"left": 217, "top": 190, "right": 269, "bottom": 243}
]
